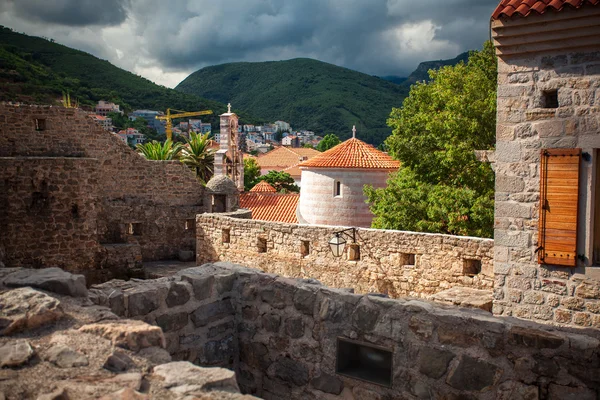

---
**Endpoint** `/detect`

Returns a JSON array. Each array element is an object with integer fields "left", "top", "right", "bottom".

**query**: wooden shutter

[{"left": 538, "top": 148, "right": 581, "bottom": 267}]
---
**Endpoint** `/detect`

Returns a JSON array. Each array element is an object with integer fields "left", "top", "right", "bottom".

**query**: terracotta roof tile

[
  {"left": 250, "top": 181, "right": 277, "bottom": 192},
  {"left": 240, "top": 193, "right": 299, "bottom": 223},
  {"left": 298, "top": 138, "right": 400, "bottom": 170},
  {"left": 256, "top": 146, "right": 320, "bottom": 170},
  {"left": 492, "top": 0, "right": 599, "bottom": 19}
]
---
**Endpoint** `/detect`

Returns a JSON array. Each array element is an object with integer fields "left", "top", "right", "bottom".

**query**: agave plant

[
  {"left": 180, "top": 132, "right": 215, "bottom": 184},
  {"left": 136, "top": 139, "right": 183, "bottom": 160}
]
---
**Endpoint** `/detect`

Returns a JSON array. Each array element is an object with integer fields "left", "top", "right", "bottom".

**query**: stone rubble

[{"left": 0, "top": 287, "right": 63, "bottom": 335}]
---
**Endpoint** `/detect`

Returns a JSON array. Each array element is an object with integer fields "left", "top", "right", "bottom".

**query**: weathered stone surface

[
  {"left": 97, "top": 388, "right": 149, "bottom": 400},
  {"left": 203, "top": 336, "right": 235, "bottom": 364},
  {"left": 79, "top": 320, "right": 165, "bottom": 352},
  {"left": 45, "top": 344, "right": 88, "bottom": 368},
  {"left": 261, "top": 314, "right": 281, "bottom": 333},
  {"left": 311, "top": 373, "right": 343, "bottom": 395},
  {"left": 103, "top": 349, "right": 135, "bottom": 372},
  {"left": 417, "top": 347, "right": 455, "bottom": 379},
  {"left": 181, "top": 274, "right": 214, "bottom": 301},
  {"left": 446, "top": 355, "right": 500, "bottom": 392},
  {"left": 106, "top": 372, "right": 143, "bottom": 390},
  {"left": 267, "top": 356, "right": 309, "bottom": 386},
  {"left": 3, "top": 267, "right": 87, "bottom": 297},
  {"left": 208, "top": 320, "right": 235, "bottom": 339},
  {"left": 191, "top": 300, "right": 234, "bottom": 328},
  {"left": 432, "top": 287, "right": 493, "bottom": 312},
  {"left": 547, "top": 384, "right": 595, "bottom": 400},
  {"left": 178, "top": 250, "right": 195, "bottom": 262},
  {"left": 496, "top": 380, "right": 538, "bottom": 400},
  {"left": 36, "top": 388, "right": 68, "bottom": 400},
  {"left": 0, "top": 287, "right": 63, "bottom": 335},
  {"left": 136, "top": 346, "right": 172, "bottom": 365},
  {"left": 352, "top": 302, "right": 380, "bottom": 331},
  {"left": 153, "top": 361, "right": 240, "bottom": 394},
  {"left": 156, "top": 312, "right": 188, "bottom": 332},
  {"left": 293, "top": 287, "right": 317, "bottom": 315},
  {"left": 284, "top": 317, "right": 304, "bottom": 338},
  {"left": 0, "top": 340, "right": 34, "bottom": 368},
  {"left": 215, "top": 273, "right": 237, "bottom": 293},
  {"left": 509, "top": 326, "right": 564, "bottom": 349},
  {"left": 165, "top": 282, "right": 191, "bottom": 307},
  {"left": 240, "top": 342, "right": 270, "bottom": 370},
  {"left": 127, "top": 290, "right": 160, "bottom": 317}
]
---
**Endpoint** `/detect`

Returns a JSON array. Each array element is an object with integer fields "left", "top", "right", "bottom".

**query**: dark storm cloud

[
  {"left": 10, "top": 0, "right": 130, "bottom": 27},
  {"left": 132, "top": 0, "right": 500, "bottom": 77}
]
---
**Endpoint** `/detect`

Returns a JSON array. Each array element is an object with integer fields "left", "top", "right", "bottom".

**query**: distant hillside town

[{"left": 89, "top": 100, "right": 323, "bottom": 151}]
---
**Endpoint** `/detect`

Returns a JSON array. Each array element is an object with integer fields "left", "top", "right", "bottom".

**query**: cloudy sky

[{"left": 0, "top": 0, "right": 500, "bottom": 88}]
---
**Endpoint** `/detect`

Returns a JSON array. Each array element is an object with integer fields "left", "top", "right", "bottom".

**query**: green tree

[
  {"left": 317, "top": 133, "right": 341, "bottom": 152},
  {"left": 244, "top": 158, "right": 261, "bottom": 191},
  {"left": 365, "top": 42, "right": 497, "bottom": 238},
  {"left": 303, "top": 143, "right": 315, "bottom": 149},
  {"left": 180, "top": 132, "right": 215, "bottom": 184},
  {"left": 258, "top": 170, "right": 300, "bottom": 193},
  {"left": 136, "top": 139, "right": 183, "bottom": 160}
]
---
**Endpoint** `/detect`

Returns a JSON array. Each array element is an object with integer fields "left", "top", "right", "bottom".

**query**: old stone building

[
  {"left": 0, "top": 104, "right": 207, "bottom": 282},
  {"left": 492, "top": 0, "right": 600, "bottom": 327},
  {"left": 214, "top": 104, "right": 244, "bottom": 191},
  {"left": 298, "top": 127, "right": 400, "bottom": 228}
]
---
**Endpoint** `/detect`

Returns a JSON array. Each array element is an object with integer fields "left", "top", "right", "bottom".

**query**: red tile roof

[
  {"left": 298, "top": 138, "right": 400, "bottom": 170},
  {"left": 492, "top": 0, "right": 599, "bottom": 19},
  {"left": 256, "top": 146, "right": 320, "bottom": 171},
  {"left": 240, "top": 193, "right": 299, "bottom": 223},
  {"left": 250, "top": 181, "right": 277, "bottom": 192}
]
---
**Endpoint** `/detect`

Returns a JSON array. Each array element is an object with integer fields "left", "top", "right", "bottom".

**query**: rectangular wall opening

[
  {"left": 542, "top": 90, "right": 559, "bottom": 109},
  {"left": 34, "top": 118, "right": 46, "bottom": 131},
  {"left": 336, "top": 338, "right": 393, "bottom": 387},
  {"left": 400, "top": 253, "right": 416, "bottom": 266},
  {"left": 300, "top": 240, "right": 310, "bottom": 257},
  {"left": 127, "top": 222, "right": 143, "bottom": 236},
  {"left": 257, "top": 237, "right": 267, "bottom": 253},
  {"left": 185, "top": 219, "right": 195, "bottom": 231},
  {"left": 463, "top": 259, "right": 482, "bottom": 276},
  {"left": 222, "top": 228, "right": 231, "bottom": 244}
]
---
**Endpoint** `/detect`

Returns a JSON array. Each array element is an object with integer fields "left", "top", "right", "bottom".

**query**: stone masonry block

[
  {"left": 495, "top": 202, "right": 532, "bottom": 219},
  {"left": 495, "top": 230, "right": 530, "bottom": 248},
  {"left": 532, "top": 120, "right": 565, "bottom": 138},
  {"left": 495, "top": 142, "right": 521, "bottom": 163},
  {"left": 495, "top": 175, "right": 525, "bottom": 193}
]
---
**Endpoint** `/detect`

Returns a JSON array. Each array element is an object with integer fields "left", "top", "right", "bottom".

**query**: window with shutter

[{"left": 538, "top": 148, "right": 581, "bottom": 267}]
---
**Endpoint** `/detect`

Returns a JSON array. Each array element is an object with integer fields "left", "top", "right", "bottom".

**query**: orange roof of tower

[
  {"left": 298, "top": 138, "right": 400, "bottom": 170},
  {"left": 240, "top": 193, "right": 299, "bottom": 223},
  {"left": 492, "top": 0, "right": 599, "bottom": 20},
  {"left": 250, "top": 181, "right": 277, "bottom": 193}
]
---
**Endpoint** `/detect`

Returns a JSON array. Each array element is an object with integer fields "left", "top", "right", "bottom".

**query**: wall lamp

[{"left": 328, "top": 228, "right": 357, "bottom": 258}]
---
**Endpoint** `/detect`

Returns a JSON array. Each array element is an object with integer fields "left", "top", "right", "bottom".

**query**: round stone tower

[
  {"left": 205, "top": 175, "right": 240, "bottom": 213},
  {"left": 298, "top": 128, "right": 400, "bottom": 227}
]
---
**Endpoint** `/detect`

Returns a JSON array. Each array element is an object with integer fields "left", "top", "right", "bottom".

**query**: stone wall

[
  {"left": 0, "top": 104, "right": 206, "bottom": 277},
  {"left": 196, "top": 213, "right": 494, "bottom": 299},
  {"left": 0, "top": 157, "right": 100, "bottom": 272},
  {"left": 492, "top": 10, "right": 600, "bottom": 327},
  {"left": 92, "top": 262, "right": 600, "bottom": 399}
]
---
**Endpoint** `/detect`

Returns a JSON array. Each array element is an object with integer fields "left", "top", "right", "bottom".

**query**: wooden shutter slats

[{"left": 538, "top": 148, "right": 581, "bottom": 267}]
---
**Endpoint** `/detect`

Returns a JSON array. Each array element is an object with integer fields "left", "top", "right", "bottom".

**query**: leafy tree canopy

[
  {"left": 365, "top": 41, "right": 497, "bottom": 238},
  {"left": 243, "top": 158, "right": 261, "bottom": 191},
  {"left": 136, "top": 139, "right": 182, "bottom": 160},
  {"left": 316, "top": 133, "right": 341, "bottom": 152},
  {"left": 258, "top": 170, "right": 300, "bottom": 193}
]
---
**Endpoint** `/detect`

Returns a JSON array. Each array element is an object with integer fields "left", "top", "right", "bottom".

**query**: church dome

[{"left": 206, "top": 175, "right": 239, "bottom": 194}]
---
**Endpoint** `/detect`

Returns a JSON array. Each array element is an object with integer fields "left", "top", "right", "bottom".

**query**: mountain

[
  {"left": 0, "top": 26, "right": 258, "bottom": 126},
  {"left": 176, "top": 58, "right": 410, "bottom": 145},
  {"left": 401, "top": 52, "right": 470, "bottom": 87},
  {"left": 380, "top": 76, "right": 408, "bottom": 85}
]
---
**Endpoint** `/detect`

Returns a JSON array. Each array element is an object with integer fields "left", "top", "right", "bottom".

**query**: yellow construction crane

[{"left": 156, "top": 108, "right": 213, "bottom": 140}]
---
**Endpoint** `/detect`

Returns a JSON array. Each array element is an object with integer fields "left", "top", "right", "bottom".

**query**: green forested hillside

[
  {"left": 0, "top": 26, "right": 258, "bottom": 126},
  {"left": 176, "top": 58, "right": 410, "bottom": 145},
  {"left": 400, "top": 52, "right": 470, "bottom": 87}
]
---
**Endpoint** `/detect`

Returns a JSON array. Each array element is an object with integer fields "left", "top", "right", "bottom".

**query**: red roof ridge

[
  {"left": 298, "top": 137, "right": 400, "bottom": 170},
  {"left": 492, "top": 0, "right": 599, "bottom": 20},
  {"left": 250, "top": 181, "right": 277, "bottom": 192},
  {"left": 240, "top": 192, "right": 299, "bottom": 223}
]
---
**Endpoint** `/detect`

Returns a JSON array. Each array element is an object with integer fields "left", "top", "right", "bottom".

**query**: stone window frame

[
  {"left": 334, "top": 180, "right": 342, "bottom": 198},
  {"left": 34, "top": 118, "right": 47, "bottom": 131}
]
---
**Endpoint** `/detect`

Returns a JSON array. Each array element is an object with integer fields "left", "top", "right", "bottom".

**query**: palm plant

[
  {"left": 136, "top": 139, "right": 183, "bottom": 160},
  {"left": 180, "top": 132, "right": 215, "bottom": 184}
]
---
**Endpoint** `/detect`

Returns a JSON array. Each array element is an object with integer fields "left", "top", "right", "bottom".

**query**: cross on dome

[
  {"left": 352, "top": 125, "right": 356, "bottom": 138},
  {"left": 227, "top": 103, "right": 232, "bottom": 113}
]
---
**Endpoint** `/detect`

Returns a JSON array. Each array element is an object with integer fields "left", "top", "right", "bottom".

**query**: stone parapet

[{"left": 196, "top": 213, "right": 494, "bottom": 299}]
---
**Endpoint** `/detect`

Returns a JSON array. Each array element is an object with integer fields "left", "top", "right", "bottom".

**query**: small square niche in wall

[
  {"left": 542, "top": 90, "right": 559, "bottom": 109},
  {"left": 34, "top": 118, "right": 46, "bottom": 131}
]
